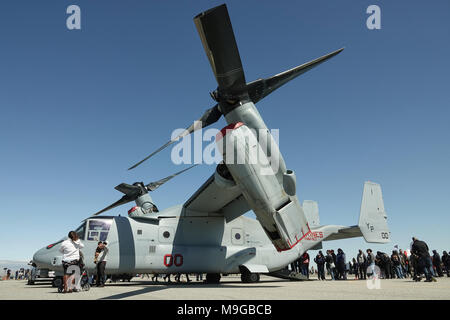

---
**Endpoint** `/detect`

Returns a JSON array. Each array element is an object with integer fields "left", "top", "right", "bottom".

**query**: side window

[
  {"left": 75, "top": 222, "right": 86, "bottom": 240},
  {"left": 87, "top": 219, "right": 112, "bottom": 241}
]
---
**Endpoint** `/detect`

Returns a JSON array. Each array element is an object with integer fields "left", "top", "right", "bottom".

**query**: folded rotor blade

[
  {"left": 127, "top": 105, "right": 221, "bottom": 170},
  {"left": 146, "top": 164, "right": 198, "bottom": 191},
  {"left": 92, "top": 195, "right": 134, "bottom": 216},
  {"left": 194, "top": 4, "right": 246, "bottom": 92},
  {"left": 247, "top": 48, "right": 345, "bottom": 104},
  {"left": 114, "top": 183, "right": 141, "bottom": 196}
]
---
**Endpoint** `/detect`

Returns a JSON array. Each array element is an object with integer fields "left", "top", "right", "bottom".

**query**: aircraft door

[{"left": 231, "top": 228, "right": 244, "bottom": 245}]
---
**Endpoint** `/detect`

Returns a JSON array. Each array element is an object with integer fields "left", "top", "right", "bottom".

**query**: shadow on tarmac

[{"left": 99, "top": 282, "right": 282, "bottom": 300}]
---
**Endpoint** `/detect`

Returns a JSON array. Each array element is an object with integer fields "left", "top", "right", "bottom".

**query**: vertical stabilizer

[{"left": 358, "top": 181, "right": 390, "bottom": 243}]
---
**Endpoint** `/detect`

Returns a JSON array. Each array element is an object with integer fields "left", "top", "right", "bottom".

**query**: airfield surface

[{"left": 1, "top": 275, "right": 449, "bottom": 300}]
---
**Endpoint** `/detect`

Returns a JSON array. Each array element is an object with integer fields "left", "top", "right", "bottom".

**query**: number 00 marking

[{"left": 164, "top": 254, "right": 183, "bottom": 267}]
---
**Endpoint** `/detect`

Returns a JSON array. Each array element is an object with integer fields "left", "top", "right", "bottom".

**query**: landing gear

[
  {"left": 205, "top": 273, "right": 221, "bottom": 284},
  {"left": 241, "top": 272, "right": 260, "bottom": 283}
]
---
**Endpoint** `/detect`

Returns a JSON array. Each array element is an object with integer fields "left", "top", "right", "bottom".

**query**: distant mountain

[{"left": 0, "top": 260, "right": 30, "bottom": 274}]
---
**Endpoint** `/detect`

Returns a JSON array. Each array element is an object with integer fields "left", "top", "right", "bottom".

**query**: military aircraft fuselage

[{"left": 33, "top": 204, "right": 324, "bottom": 276}]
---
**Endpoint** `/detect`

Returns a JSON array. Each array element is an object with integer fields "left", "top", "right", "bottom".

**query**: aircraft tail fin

[{"left": 357, "top": 181, "right": 390, "bottom": 243}]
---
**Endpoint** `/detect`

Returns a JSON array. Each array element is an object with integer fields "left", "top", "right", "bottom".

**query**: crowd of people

[
  {"left": 1, "top": 268, "right": 31, "bottom": 281},
  {"left": 303, "top": 237, "right": 450, "bottom": 282}
]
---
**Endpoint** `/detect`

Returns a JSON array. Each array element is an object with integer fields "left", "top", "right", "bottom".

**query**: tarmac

[{"left": 1, "top": 275, "right": 450, "bottom": 300}]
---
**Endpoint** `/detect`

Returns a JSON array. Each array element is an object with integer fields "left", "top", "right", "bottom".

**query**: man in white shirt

[{"left": 59, "top": 231, "right": 84, "bottom": 293}]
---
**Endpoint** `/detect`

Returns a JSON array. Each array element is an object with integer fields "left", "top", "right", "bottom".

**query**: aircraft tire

[
  {"left": 206, "top": 273, "right": 221, "bottom": 284},
  {"left": 241, "top": 272, "right": 260, "bottom": 283}
]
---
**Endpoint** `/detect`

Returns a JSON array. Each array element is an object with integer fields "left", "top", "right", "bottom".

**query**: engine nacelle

[
  {"left": 216, "top": 122, "right": 310, "bottom": 251},
  {"left": 128, "top": 206, "right": 144, "bottom": 217}
]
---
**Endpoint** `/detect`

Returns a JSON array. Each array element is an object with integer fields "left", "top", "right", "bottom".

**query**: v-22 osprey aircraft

[{"left": 33, "top": 4, "right": 390, "bottom": 284}]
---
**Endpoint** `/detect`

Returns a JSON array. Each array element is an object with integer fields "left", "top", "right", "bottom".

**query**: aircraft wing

[{"left": 183, "top": 171, "right": 251, "bottom": 222}]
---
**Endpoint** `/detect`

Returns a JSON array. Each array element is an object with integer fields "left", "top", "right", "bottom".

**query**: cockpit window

[
  {"left": 87, "top": 219, "right": 112, "bottom": 241},
  {"left": 75, "top": 222, "right": 86, "bottom": 240}
]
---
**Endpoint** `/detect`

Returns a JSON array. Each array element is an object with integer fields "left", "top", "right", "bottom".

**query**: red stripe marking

[
  {"left": 276, "top": 223, "right": 313, "bottom": 252},
  {"left": 215, "top": 122, "right": 244, "bottom": 141}
]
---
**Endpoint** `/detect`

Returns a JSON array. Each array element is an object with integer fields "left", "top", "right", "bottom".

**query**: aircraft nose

[{"left": 32, "top": 247, "right": 53, "bottom": 269}]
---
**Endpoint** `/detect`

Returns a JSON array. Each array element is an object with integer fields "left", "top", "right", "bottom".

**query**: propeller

[
  {"left": 93, "top": 165, "right": 197, "bottom": 216},
  {"left": 128, "top": 4, "right": 344, "bottom": 170},
  {"left": 194, "top": 4, "right": 247, "bottom": 99}
]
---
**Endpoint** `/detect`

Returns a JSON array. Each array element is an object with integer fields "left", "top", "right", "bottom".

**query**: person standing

[
  {"left": 432, "top": 250, "right": 444, "bottom": 277},
  {"left": 352, "top": 258, "right": 359, "bottom": 279},
  {"left": 391, "top": 250, "right": 403, "bottom": 279},
  {"left": 314, "top": 251, "right": 326, "bottom": 280},
  {"left": 366, "top": 249, "right": 375, "bottom": 277},
  {"left": 331, "top": 250, "right": 337, "bottom": 279},
  {"left": 336, "top": 249, "right": 347, "bottom": 280},
  {"left": 295, "top": 257, "right": 302, "bottom": 273},
  {"left": 357, "top": 249, "right": 367, "bottom": 280},
  {"left": 59, "top": 231, "right": 84, "bottom": 293},
  {"left": 95, "top": 241, "right": 109, "bottom": 287},
  {"left": 325, "top": 250, "right": 335, "bottom": 280},
  {"left": 301, "top": 252, "right": 310, "bottom": 279},
  {"left": 399, "top": 249, "right": 407, "bottom": 277},
  {"left": 442, "top": 251, "right": 450, "bottom": 277},
  {"left": 411, "top": 237, "right": 435, "bottom": 282}
]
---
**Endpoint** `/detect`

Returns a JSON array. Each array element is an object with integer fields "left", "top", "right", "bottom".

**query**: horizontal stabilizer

[{"left": 323, "top": 225, "right": 362, "bottom": 241}]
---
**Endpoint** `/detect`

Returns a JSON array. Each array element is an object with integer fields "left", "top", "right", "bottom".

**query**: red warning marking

[{"left": 276, "top": 224, "right": 313, "bottom": 252}]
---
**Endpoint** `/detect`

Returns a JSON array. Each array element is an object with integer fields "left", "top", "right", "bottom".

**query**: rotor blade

[
  {"left": 146, "top": 164, "right": 198, "bottom": 191},
  {"left": 127, "top": 105, "right": 221, "bottom": 170},
  {"left": 194, "top": 4, "right": 246, "bottom": 92},
  {"left": 92, "top": 195, "right": 134, "bottom": 216},
  {"left": 114, "top": 183, "right": 141, "bottom": 196},
  {"left": 247, "top": 47, "right": 345, "bottom": 104}
]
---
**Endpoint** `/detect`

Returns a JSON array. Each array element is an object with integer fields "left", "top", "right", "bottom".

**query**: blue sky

[{"left": 0, "top": 0, "right": 449, "bottom": 262}]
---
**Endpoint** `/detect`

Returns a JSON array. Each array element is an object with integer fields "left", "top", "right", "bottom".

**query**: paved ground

[{"left": 1, "top": 275, "right": 449, "bottom": 300}]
